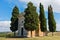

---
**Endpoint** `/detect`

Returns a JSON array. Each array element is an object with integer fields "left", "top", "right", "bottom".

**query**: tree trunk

[
  {"left": 31, "top": 31, "right": 32, "bottom": 37},
  {"left": 14, "top": 31, "right": 16, "bottom": 37},
  {"left": 45, "top": 31, "right": 48, "bottom": 36},
  {"left": 43, "top": 32, "right": 45, "bottom": 36},
  {"left": 52, "top": 32, "right": 53, "bottom": 36}
]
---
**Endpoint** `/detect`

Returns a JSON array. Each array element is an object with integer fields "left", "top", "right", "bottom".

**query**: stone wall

[
  {"left": 27, "top": 31, "right": 35, "bottom": 37},
  {"left": 27, "top": 23, "right": 44, "bottom": 37},
  {"left": 35, "top": 23, "right": 44, "bottom": 36}
]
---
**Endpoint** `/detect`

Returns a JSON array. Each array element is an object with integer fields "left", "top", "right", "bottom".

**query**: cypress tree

[
  {"left": 10, "top": 6, "right": 19, "bottom": 36},
  {"left": 39, "top": 3, "right": 47, "bottom": 36},
  {"left": 24, "top": 2, "right": 39, "bottom": 37},
  {"left": 48, "top": 5, "right": 56, "bottom": 36}
]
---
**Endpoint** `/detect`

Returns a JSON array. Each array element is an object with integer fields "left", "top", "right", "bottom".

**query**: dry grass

[
  {"left": 0, "top": 32, "right": 60, "bottom": 40},
  {"left": 3, "top": 36, "right": 60, "bottom": 40}
]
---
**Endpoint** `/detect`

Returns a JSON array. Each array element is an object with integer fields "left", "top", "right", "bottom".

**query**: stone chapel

[{"left": 18, "top": 13, "right": 44, "bottom": 37}]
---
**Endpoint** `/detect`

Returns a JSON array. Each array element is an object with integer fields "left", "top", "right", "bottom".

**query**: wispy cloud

[
  {"left": 0, "top": 21, "right": 11, "bottom": 32},
  {"left": 19, "top": 0, "right": 60, "bottom": 13},
  {"left": 0, "top": 21, "right": 11, "bottom": 27}
]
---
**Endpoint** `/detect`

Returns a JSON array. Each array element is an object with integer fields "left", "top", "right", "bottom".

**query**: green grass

[
  {"left": 0, "top": 37, "right": 5, "bottom": 40},
  {"left": 0, "top": 32, "right": 7, "bottom": 37},
  {"left": 0, "top": 32, "right": 14, "bottom": 37},
  {"left": 0, "top": 36, "right": 60, "bottom": 40},
  {"left": 0, "top": 32, "right": 60, "bottom": 40}
]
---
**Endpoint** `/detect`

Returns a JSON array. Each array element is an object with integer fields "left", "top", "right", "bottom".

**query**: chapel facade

[{"left": 18, "top": 13, "right": 44, "bottom": 37}]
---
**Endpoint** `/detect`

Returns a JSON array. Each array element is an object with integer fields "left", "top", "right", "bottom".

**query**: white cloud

[
  {"left": 56, "top": 24, "right": 60, "bottom": 31},
  {"left": 0, "top": 21, "right": 11, "bottom": 32},
  {"left": 19, "top": 0, "right": 60, "bottom": 13},
  {"left": 0, "top": 21, "right": 11, "bottom": 27}
]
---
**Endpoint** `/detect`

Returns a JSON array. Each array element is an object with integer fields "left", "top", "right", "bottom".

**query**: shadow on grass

[{"left": 6, "top": 36, "right": 28, "bottom": 38}]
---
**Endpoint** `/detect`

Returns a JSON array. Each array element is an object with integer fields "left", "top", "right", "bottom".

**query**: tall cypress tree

[
  {"left": 24, "top": 2, "right": 39, "bottom": 37},
  {"left": 48, "top": 5, "right": 56, "bottom": 36},
  {"left": 10, "top": 6, "right": 19, "bottom": 36},
  {"left": 39, "top": 3, "right": 47, "bottom": 36}
]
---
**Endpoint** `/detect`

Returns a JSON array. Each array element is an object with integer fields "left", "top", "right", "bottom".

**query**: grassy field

[
  {"left": 0, "top": 36, "right": 60, "bottom": 40},
  {"left": 0, "top": 32, "right": 60, "bottom": 40}
]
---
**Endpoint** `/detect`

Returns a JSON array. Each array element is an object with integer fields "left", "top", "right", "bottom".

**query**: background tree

[
  {"left": 10, "top": 6, "right": 19, "bottom": 36},
  {"left": 39, "top": 3, "right": 47, "bottom": 36},
  {"left": 48, "top": 5, "right": 56, "bottom": 36},
  {"left": 24, "top": 2, "right": 39, "bottom": 37}
]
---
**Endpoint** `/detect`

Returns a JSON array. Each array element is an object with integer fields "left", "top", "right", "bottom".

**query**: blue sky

[
  {"left": 0, "top": 0, "right": 60, "bottom": 32},
  {"left": 0, "top": 0, "right": 26, "bottom": 21}
]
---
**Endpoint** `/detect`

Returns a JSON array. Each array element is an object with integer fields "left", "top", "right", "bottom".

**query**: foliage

[
  {"left": 24, "top": 2, "right": 39, "bottom": 31},
  {"left": 48, "top": 5, "right": 56, "bottom": 32},
  {"left": 39, "top": 3, "right": 47, "bottom": 32},
  {"left": 24, "top": 2, "right": 39, "bottom": 37},
  {"left": 10, "top": 6, "right": 19, "bottom": 36}
]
